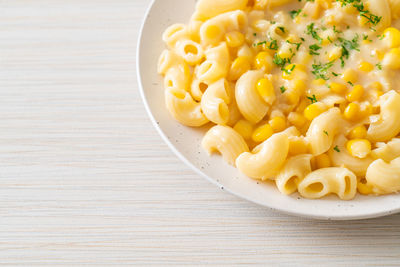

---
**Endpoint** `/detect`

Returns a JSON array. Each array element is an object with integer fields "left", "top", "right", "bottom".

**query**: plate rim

[{"left": 136, "top": 0, "right": 400, "bottom": 221}]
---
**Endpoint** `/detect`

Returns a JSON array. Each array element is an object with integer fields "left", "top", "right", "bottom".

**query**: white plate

[{"left": 137, "top": 0, "right": 400, "bottom": 220}]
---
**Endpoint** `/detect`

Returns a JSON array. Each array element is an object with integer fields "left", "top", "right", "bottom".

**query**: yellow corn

[
  {"left": 327, "top": 47, "right": 342, "bottom": 61},
  {"left": 234, "top": 120, "right": 253, "bottom": 140},
  {"left": 315, "top": 154, "right": 331, "bottom": 168},
  {"left": 343, "top": 102, "right": 360, "bottom": 121},
  {"left": 329, "top": 82, "right": 348, "bottom": 94},
  {"left": 254, "top": 51, "right": 272, "bottom": 72},
  {"left": 304, "top": 102, "right": 327, "bottom": 121},
  {"left": 358, "top": 14, "right": 369, "bottom": 26},
  {"left": 357, "top": 181, "right": 374, "bottom": 195},
  {"left": 285, "top": 89, "right": 301, "bottom": 105},
  {"left": 312, "top": 79, "right": 326, "bottom": 86},
  {"left": 342, "top": 69, "right": 358, "bottom": 84},
  {"left": 269, "top": 116, "right": 286, "bottom": 132},
  {"left": 229, "top": 56, "right": 251, "bottom": 81},
  {"left": 346, "top": 85, "right": 364, "bottom": 102},
  {"left": 383, "top": 48, "right": 400, "bottom": 69},
  {"left": 252, "top": 123, "right": 273, "bottom": 143},
  {"left": 204, "top": 25, "right": 222, "bottom": 40},
  {"left": 358, "top": 61, "right": 374, "bottom": 72},
  {"left": 288, "top": 112, "right": 307, "bottom": 128},
  {"left": 256, "top": 78, "right": 276, "bottom": 105},
  {"left": 278, "top": 47, "right": 292, "bottom": 60},
  {"left": 225, "top": 31, "right": 245, "bottom": 48},
  {"left": 288, "top": 138, "right": 308, "bottom": 156},
  {"left": 346, "top": 139, "right": 372, "bottom": 159},
  {"left": 348, "top": 125, "right": 367, "bottom": 139},
  {"left": 370, "top": 81, "right": 383, "bottom": 91},
  {"left": 374, "top": 49, "right": 385, "bottom": 61},
  {"left": 290, "top": 79, "right": 307, "bottom": 93},
  {"left": 383, "top": 27, "right": 400, "bottom": 48},
  {"left": 282, "top": 64, "right": 297, "bottom": 80}
]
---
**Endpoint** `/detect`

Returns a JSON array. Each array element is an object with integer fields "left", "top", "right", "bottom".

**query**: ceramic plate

[{"left": 137, "top": 0, "right": 400, "bottom": 220}]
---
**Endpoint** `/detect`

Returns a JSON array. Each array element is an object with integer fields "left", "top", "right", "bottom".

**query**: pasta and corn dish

[{"left": 157, "top": 0, "right": 400, "bottom": 200}]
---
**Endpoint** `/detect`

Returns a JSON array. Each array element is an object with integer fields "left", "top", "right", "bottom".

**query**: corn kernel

[
  {"left": 285, "top": 89, "right": 300, "bottom": 105},
  {"left": 383, "top": 48, "right": 400, "bottom": 69},
  {"left": 358, "top": 15, "right": 369, "bottom": 26},
  {"left": 225, "top": 31, "right": 245, "bottom": 48},
  {"left": 374, "top": 49, "right": 385, "bottom": 61},
  {"left": 321, "top": 38, "right": 330, "bottom": 46},
  {"left": 204, "top": 25, "right": 222, "bottom": 40},
  {"left": 290, "top": 79, "right": 307, "bottom": 93},
  {"left": 383, "top": 27, "right": 400, "bottom": 48},
  {"left": 370, "top": 81, "right": 383, "bottom": 91},
  {"left": 358, "top": 61, "right": 374, "bottom": 72},
  {"left": 229, "top": 56, "right": 251, "bottom": 81},
  {"left": 325, "top": 15, "right": 336, "bottom": 25},
  {"left": 254, "top": 52, "right": 272, "bottom": 72},
  {"left": 357, "top": 181, "right": 374, "bottom": 195},
  {"left": 312, "top": 79, "right": 326, "bottom": 86},
  {"left": 304, "top": 102, "right": 327, "bottom": 121},
  {"left": 278, "top": 48, "right": 292, "bottom": 59},
  {"left": 329, "top": 82, "right": 347, "bottom": 94},
  {"left": 344, "top": 102, "right": 360, "bottom": 121},
  {"left": 315, "top": 154, "right": 331, "bottom": 168},
  {"left": 256, "top": 78, "right": 276, "bottom": 105},
  {"left": 269, "top": 116, "right": 286, "bottom": 132},
  {"left": 294, "top": 16, "right": 302, "bottom": 24},
  {"left": 346, "top": 85, "right": 364, "bottom": 102},
  {"left": 288, "top": 137, "right": 308, "bottom": 156},
  {"left": 282, "top": 64, "right": 298, "bottom": 80},
  {"left": 252, "top": 123, "right": 273, "bottom": 143},
  {"left": 346, "top": 139, "right": 372, "bottom": 159},
  {"left": 342, "top": 69, "right": 358, "bottom": 84},
  {"left": 327, "top": 47, "right": 342, "bottom": 61},
  {"left": 288, "top": 112, "right": 307, "bottom": 128},
  {"left": 234, "top": 120, "right": 253, "bottom": 140},
  {"left": 348, "top": 125, "right": 367, "bottom": 139},
  {"left": 362, "top": 39, "right": 372, "bottom": 45}
]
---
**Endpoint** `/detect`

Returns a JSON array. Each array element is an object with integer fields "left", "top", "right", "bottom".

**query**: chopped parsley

[
  {"left": 289, "top": 9, "right": 302, "bottom": 19},
  {"left": 332, "top": 72, "right": 340, "bottom": 77},
  {"left": 306, "top": 23, "right": 322, "bottom": 43},
  {"left": 280, "top": 86, "right": 287, "bottom": 93},
  {"left": 311, "top": 61, "right": 335, "bottom": 80},
  {"left": 307, "top": 94, "right": 318, "bottom": 104},
  {"left": 273, "top": 54, "right": 291, "bottom": 69},
  {"left": 323, "top": 131, "right": 329, "bottom": 136},
  {"left": 269, "top": 39, "right": 279, "bottom": 50},
  {"left": 376, "top": 63, "right": 382, "bottom": 70},
  {"left": 337, "top": 35, "right": 360, "bottom": 67},
  {"left": 337, "top": 0, "right": 382, "bottom": 29},
  {"left": 334, "top": 145, "right": 341, "bottom": 152},
  {"left": 283, "top": 64, "right": 296, "bottom": 75},
  {"left": 309, "top": 44, "right": 322, "bottom": 55},
  {"left": 287, "top": 40, "right": 302, "bottom": 51}
]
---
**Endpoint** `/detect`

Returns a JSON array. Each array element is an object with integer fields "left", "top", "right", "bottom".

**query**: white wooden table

[{"left": 0, "top": 0, "right": 399, "bottom": 265}]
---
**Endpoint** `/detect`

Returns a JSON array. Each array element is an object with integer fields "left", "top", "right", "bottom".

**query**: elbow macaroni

[
  {"left": 202, "top": 125, "right": 249, "bottom": 165},
  {"left": 159, "top": 0, "right": 400, "bottom": 200}
]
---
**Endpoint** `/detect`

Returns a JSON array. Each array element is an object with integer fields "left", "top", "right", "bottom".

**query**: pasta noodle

[{"left": 159, "top": 0, "right": 400, "bottom": 199}]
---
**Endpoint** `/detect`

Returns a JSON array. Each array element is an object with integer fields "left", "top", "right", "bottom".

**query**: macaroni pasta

[{"left": 158, "top": 0, "right": 400, "bottom": 200}]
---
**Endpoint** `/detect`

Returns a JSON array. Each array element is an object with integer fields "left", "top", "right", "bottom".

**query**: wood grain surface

[{"left": 0, "top": 0, "right": 399, "bottom": 266}]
